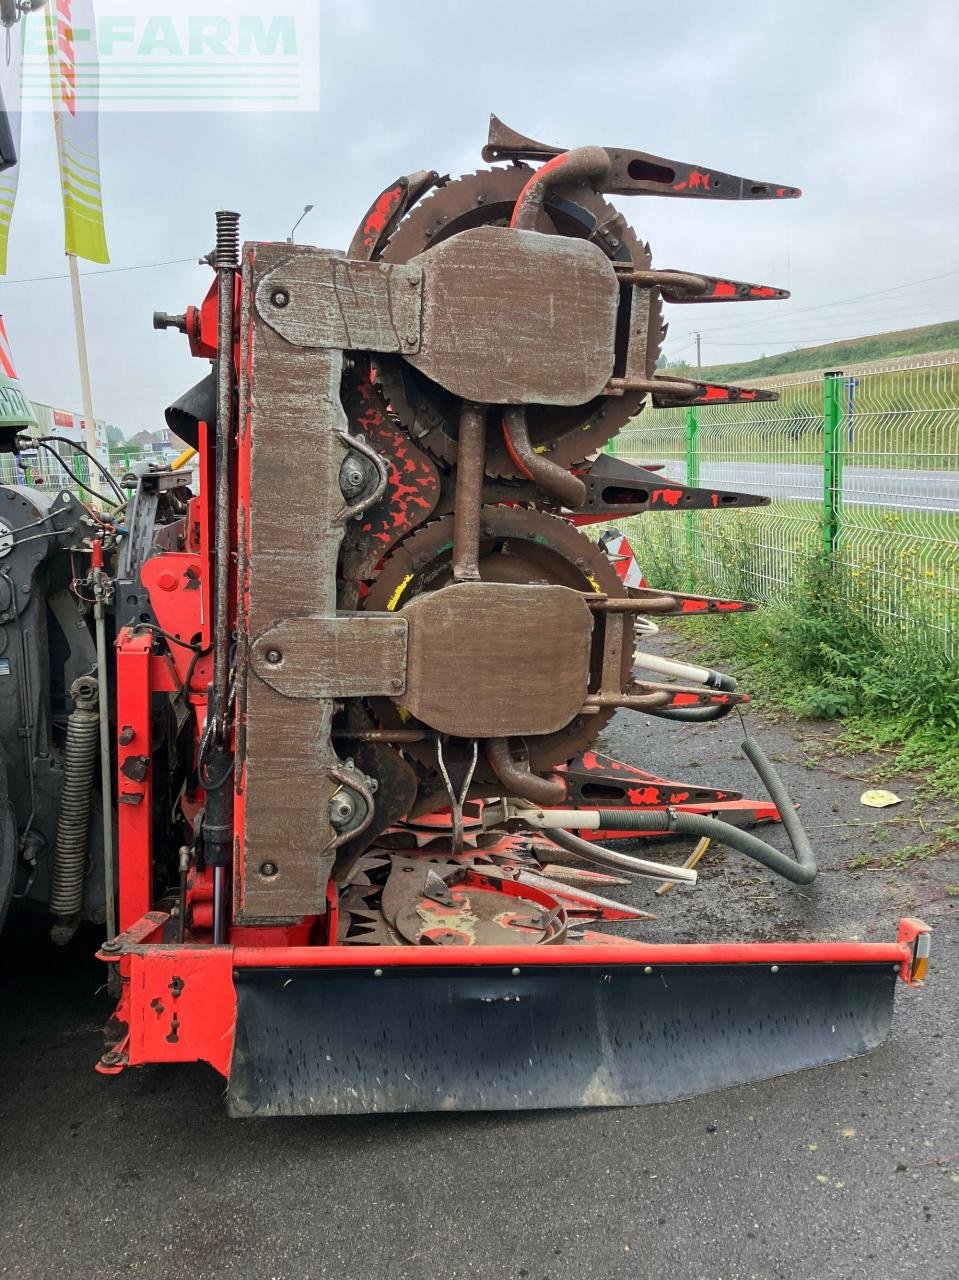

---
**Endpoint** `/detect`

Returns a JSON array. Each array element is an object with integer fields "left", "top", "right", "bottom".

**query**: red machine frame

[{"left": 100, "top": 215, "right": 931, "bottom": 1105}]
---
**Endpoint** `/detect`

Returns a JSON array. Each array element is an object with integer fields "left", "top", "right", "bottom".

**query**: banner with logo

[
  {"left": 45, "top": 2, "right": 109, "bottom": 263},
  {"left": 0, "top": 316, "right": 38, "bottom": 428}
]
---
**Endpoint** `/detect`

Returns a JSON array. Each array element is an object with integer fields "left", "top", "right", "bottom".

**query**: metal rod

[
  {"left": 485, "top": 737, "right": 566, "bottom": 806},
  {"left": 452, "top": 402, "right": 486, "bottom": 582},
  {"left": 209, "top": 210, "right": 240, "bottom": 948},
  {"left": 509, "top": 145, "right": 611, "bottom": 231},
  {"left": 587, "top": 595, "right": 679, "bottom": 614},
  {"left": 544, "top": 828, "right": 698, "bottom": 885},
  {"left": 583, "top": 691, "right": 674, "bottom": 710},
  {"left": 603, "top": 376, "right": 696, "bottom": 396},
  {"left": 502, "top": 406, "right": 587, "bottom": 509},
  {"left": 212, "top": 211, "right": 239, "bottom": 734},
  {"left": 612, "top": 268, "right": 708, "bottom": 294},
  {"left": 177, "top": 846, "right": 189, "bottom": 944},
  {"left": 51, "top": 93, "right": 98, "bottom": 461},
  {"left": 67, "top": 254, "right": 99, "bottom": 460},
  {"left": 212, "top": 866, "right": 227, "bottom": 945},
  {"left": 93, "top": 572, "right": 116, "bottom": 944},
  {"left": 436, "top": 738, "right": 478, "bottom": 855},
  {"left": 338, "top": 729, "right": 430, "bottom": 743}
]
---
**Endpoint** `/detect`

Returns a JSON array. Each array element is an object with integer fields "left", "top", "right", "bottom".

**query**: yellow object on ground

[
  {"left": 654, "top": 835, "right": 711, "bottom": 897},
  {"left": 860, "top": 789, "right": 902, "bottom": 808}
]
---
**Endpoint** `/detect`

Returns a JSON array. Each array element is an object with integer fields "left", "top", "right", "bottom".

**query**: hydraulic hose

[
  {"left": 639, "top": 701, "right": 736, "bottom": 724},
  {"left": 50, "top": 676, "right": 100, "bottom": 944},
  {"left": 546, "top": 827, "right": 698, "bottom": 884},
  {"left": 586, "top": 736, "right": 817, "bottom": 885},
  {"left": 742, "top": 736, "right": 817, "bottom": 879},
  {"left": 632, "top": 649, "right": 737, "bottom": 692}
]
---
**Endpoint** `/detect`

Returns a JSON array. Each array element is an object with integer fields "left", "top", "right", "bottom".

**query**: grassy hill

[{"left": 665, "top": 320, "right": 959, "bottom": 382}]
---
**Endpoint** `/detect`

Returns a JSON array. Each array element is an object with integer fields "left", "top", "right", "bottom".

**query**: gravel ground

[{"left": 2, "top": 670, "right": 956, "bottom": 1280}]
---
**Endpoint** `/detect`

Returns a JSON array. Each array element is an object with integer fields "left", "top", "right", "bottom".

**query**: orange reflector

[{"left": 911, "top": 932, "right": 931, "bottom": 984}]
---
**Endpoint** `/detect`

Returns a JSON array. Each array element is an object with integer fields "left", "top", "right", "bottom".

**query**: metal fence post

[
  {"left": 684, "top": 404, "right": 700, "bottom": 584},
  {"left": 822, "top": 370, "right": 844, "bottom": 556}
]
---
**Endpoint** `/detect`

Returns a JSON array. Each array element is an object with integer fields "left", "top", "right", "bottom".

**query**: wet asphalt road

[
  {"left": 1, "top": 703, "right": 957, "bottom": 1280},
  {"left": 649, "top": 459, "right": 959, "bottom": 513}
]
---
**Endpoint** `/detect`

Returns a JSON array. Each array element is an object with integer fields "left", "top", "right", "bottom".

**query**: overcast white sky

[{"left": 1, "top": 0, "right": 957, "bottom": 432}]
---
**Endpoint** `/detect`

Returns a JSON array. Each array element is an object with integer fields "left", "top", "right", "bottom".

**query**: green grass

[
  {"left": 849, "top": 826, "right": 959, "bottom": 869},
  {"left": 624, "top": 501, "right": 959, "bottom": 647},
  {"left": 645, "top": 552, "right": 959, "bottom": 801},
  {"left": 662, "top": 319, "right": 959, "bottom": 382}
]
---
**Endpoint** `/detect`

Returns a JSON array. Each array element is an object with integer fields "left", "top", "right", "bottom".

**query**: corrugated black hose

[{"left": 563, "top": 736, "right": 818, "bottom": 886}]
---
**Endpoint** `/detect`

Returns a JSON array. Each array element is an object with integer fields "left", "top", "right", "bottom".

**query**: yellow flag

[{"left": 45, "top": 3, "right": 109, "bottom": 264}]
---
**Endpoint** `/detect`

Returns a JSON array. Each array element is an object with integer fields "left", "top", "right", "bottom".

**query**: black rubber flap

[{"left": 227, "top": 962, "right": 897, "bottom": 1117}]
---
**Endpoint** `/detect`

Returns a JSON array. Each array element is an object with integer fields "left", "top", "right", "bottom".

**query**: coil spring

[
  {"left": 214, "top": 210, "right": 240, "bottom": 270},
  {"left": 49, "top": 676, "right": 100, "bottom": 928}
]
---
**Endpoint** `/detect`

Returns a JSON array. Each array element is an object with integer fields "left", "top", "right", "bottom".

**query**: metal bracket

[
  {"left": 255, "top": 250, "right": 423, "bottom": 353},
  {"left": 249, "top": 613, "right": 408, "bottom": 700}
]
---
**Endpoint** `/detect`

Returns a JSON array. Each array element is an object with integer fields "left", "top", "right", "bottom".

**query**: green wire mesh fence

[
  {"left": 609, "top": 357, "right": 959, "bottom": 654},
  {"left": 0, "top": 444, "right": 151, "bottom": 501}
]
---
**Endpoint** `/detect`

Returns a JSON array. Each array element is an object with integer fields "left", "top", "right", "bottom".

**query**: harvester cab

[{"left": 84, "top": 117, "right": 929, "bottom": 1114}]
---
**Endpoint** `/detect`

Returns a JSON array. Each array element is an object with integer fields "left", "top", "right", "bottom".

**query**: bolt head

[
  {"left": 260, "top": 862, "right": 278, "bottom": 877},
  {"left": 271, "top": 288, "right": 290, "bottom": 308},
  {"left": 265, "top": 648, "right": 282, "bottom": 665}
]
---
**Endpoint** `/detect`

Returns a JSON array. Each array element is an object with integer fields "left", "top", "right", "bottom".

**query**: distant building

[
  {"left": 125, "top": 426, "right": 185, "bottom": 460},
  {"left": 28, "top": 401, "right": 113, "bottom": 460}
]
